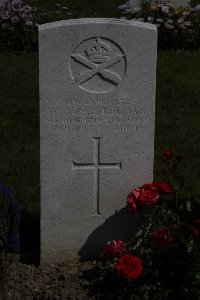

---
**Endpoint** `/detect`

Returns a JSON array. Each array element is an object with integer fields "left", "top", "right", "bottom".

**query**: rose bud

[{"left": 162, "top": 150, "right": 174, "bottom": 161}]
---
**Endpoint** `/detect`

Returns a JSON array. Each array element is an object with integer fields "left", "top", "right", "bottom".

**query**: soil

[
  {"left": 3, "top": 258, "right": 102, "bottom": 300},
  {"left": 2, "top": 215, "right": 110, "bottom": 300}
]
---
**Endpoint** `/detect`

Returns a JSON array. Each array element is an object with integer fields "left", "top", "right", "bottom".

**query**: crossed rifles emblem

[{"left": 71, "top": 43, "right": 124, "bottom": 85}]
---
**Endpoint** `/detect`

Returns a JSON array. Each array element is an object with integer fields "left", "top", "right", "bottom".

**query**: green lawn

[
  {"left": 0, "top": 54, "right": 39, "bottom": 214},
  {"left": 155, "top": 50, "right": 200, "bottom": 197},
  {"left": 0, "top": 50, "right": 200, "bottom": 215}
]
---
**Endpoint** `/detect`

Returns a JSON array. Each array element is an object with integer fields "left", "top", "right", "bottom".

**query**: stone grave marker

[{"left": 39, "top": 18, "right": 157, "bottom": 264}]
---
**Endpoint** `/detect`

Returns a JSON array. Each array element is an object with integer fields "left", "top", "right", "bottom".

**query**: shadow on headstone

[
  {"left": 78, "top": 207, "right": 143, "bottom": 261},
  {"left": 19, "top": 211, "right": 40, "bottom": 265}
]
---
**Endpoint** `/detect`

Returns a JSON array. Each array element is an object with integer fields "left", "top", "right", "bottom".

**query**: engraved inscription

[
  {"left": 72, "top": 138, "right": 121, "bottom": 215},
  {"left": 44, "top": 98, "right": 151, "bottom": 133},
  {"left": 70, "top": 38, "right": 126, "bottom": 93}
]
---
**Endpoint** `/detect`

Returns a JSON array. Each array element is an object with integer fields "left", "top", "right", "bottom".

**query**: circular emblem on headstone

[{"left": 69, "top": 37, "right": 126, "bottom": 94}]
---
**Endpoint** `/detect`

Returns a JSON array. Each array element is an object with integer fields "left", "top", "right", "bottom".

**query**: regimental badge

[{"left": 69, "top": 37, "right": 126, "bottom": 94}]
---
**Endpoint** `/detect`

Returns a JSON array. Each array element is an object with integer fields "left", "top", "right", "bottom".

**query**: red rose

[
  {"left": 189, "top": 219, "right": 200, "bottom": 237},
  {"left": 162, "top": 150, "right": 174, "bottom": 161},
  {"left": 127, "top": 184, "right": 160, "bottom": 213},
  {"left": 150, "top": 227, "right": 173, "bottom": 249},
  {"left": 190, "top": 226, "right": 200, "bottom": 237},
  {"left": 115, "top": 254, "right": 143, "bottom": 280},
  {"left": 101, "top": 240, "right": 125, "bottom": 260},
  {"left": 152, "top": 182, "right": 173, "bottom": 193}
]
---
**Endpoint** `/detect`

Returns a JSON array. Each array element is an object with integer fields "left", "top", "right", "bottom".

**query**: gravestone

[{"left": 39, "top": 18, "right": 157, "bottom": 264}]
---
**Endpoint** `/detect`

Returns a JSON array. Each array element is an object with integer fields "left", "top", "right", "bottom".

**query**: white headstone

[{"left": 39, "top": 18, "right": 157, "bottom": 264}]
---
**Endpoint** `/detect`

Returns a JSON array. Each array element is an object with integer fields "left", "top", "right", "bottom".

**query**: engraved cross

[{"left": 72, "top": 138, "right": 122, "bottom": 216}]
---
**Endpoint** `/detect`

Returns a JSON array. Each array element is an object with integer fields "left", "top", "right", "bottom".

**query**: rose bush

[
  {"left": 98, "top": 150, "right": 200, "bottom": 300},
  {"left": 150, "top": 226, "right": 174, "bottom": 249}
]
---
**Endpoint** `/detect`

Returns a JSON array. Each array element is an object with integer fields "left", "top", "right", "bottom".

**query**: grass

[
  {"left": 0, "top": 54, "right": 39, "bottom": 215},
  {"left": 155, "top": 50, "right": 200, "bottom": 197},
  {"left": 0, "top": 50, "right": 200, "bottom": 216}
]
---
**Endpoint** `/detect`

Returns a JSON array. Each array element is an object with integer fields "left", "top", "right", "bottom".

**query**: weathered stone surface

[{"left": 39, "top": 18, "right": 157, "bottom": 264}]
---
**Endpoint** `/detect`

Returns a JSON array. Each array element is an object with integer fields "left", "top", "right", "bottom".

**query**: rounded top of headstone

[{"left": 38, "top": 18, "right": 157, "bottom": 32}]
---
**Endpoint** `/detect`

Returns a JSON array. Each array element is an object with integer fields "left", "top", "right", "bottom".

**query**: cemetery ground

[{"left": 0, "top": 49, "right": 200, "bottom": 298}]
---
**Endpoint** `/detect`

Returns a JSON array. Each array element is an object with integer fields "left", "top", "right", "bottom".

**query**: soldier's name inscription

[{"left": 44, "top": 98, "right": 150, "bottom": 133}]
